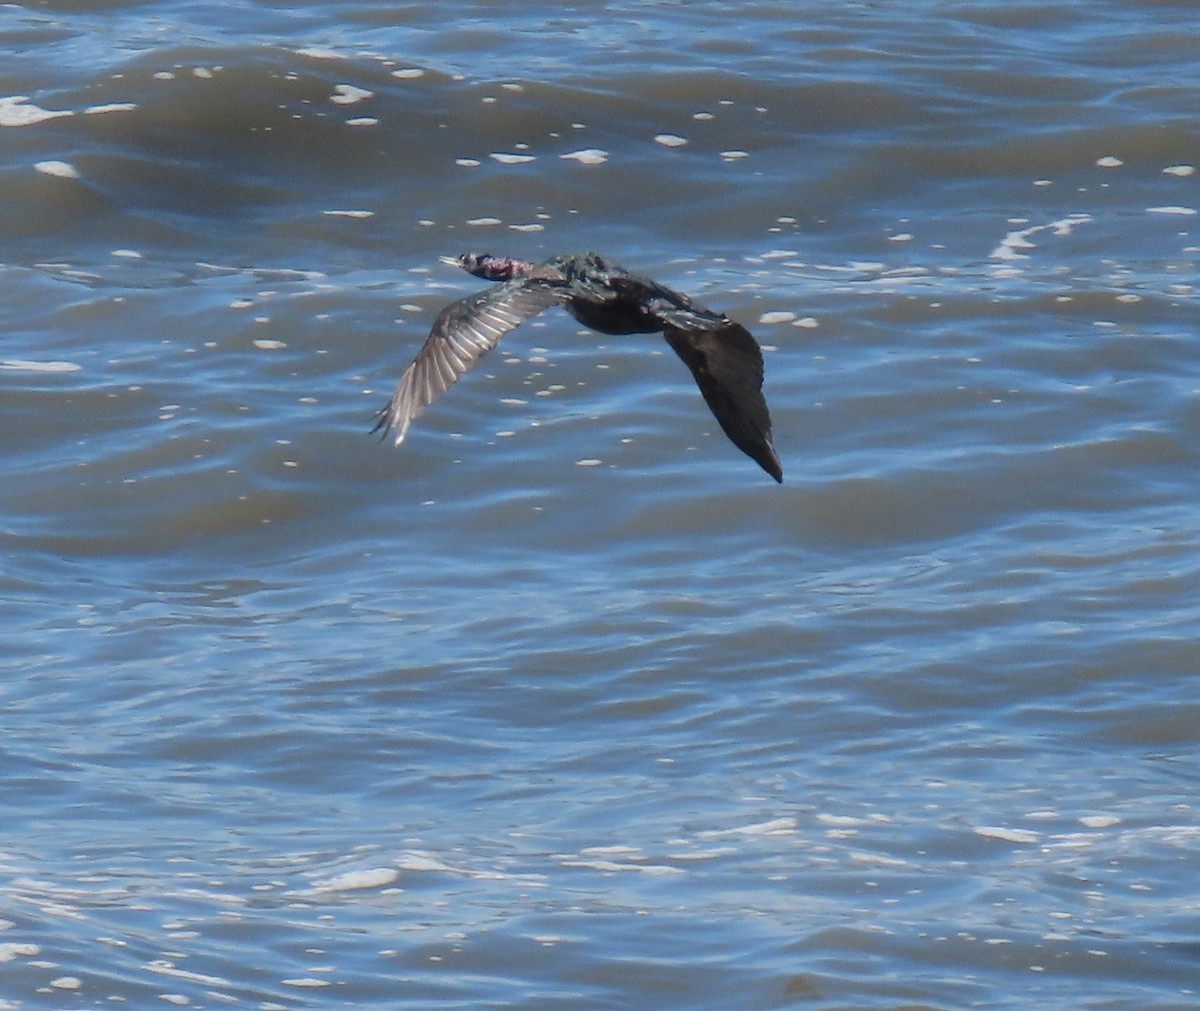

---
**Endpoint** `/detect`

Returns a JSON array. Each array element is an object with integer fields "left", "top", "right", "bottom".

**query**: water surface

[{"left": 2, "top": 1, "right": 1200, "bottom": 1007}]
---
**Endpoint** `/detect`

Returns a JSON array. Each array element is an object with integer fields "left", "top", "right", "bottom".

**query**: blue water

[{"left": 3, "top": 1, "right": 1200, "bottom": 1007}]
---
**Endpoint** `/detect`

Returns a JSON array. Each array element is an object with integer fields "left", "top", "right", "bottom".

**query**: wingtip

[
  {"left": 372, "top": 415, "right": 411, "bottom": 448},
  {"left": 762, "top": 443, "right": 784, "bottom": 483},
  {"left": 370, "top": 418, "right": 410, "bottom": 448}
]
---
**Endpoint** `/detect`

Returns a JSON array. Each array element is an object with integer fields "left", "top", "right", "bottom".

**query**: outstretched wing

[
  {"left": 662, "top": 319, "right": 783, "bottom": 483},
  {"left": 373, "top": 279, "right": 566, "bottom": 445}
]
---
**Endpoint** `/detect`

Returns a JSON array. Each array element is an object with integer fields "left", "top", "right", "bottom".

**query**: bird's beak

[{"left": 438, "top": 255, "right": 463, "bottom": 268}]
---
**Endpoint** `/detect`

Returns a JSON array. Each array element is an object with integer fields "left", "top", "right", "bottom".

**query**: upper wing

[
  {"left": 373, "top": 279, "right": 566, "bottom": 445},
  {"left": 662, "top": 320, "right": 783, "bottom": 483}
]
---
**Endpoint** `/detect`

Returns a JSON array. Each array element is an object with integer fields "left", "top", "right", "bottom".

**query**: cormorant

[{"left": 373, "top": 252, "right": 782, "bottom": 482}]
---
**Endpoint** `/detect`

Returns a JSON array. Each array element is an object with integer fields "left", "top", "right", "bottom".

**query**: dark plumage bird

[{"left": 372, "top": 252, "right": 783, "bottom": 482}]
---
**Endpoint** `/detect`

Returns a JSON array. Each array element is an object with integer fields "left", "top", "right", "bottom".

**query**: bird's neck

[{"left": 461, "top": 254, "right": 563, "bottom": 283}]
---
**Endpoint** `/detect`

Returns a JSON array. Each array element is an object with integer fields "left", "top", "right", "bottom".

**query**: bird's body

[{"left": 373, "top": 252, "right": 782, "bottom": 482}]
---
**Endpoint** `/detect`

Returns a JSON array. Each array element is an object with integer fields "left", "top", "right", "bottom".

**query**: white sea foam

[
  {"left": 0, "top": 942, "right": 40, "bottom": 961},
  {"left": 330, "top": 84, "right": 373, "bottom": 105},
  {"left": 34, "top": 160, "right": 79, "bottom": 179},
  {"left": 294, "top": 46, "right": 343, "bottom": 60},
  {"left": 313, "top": 867, "right": 400, "bottom": 892},
  {"left": 0, "top": 95, "right": 72, "bottom": 126},
  {"left": 989, "top": 214, "right": 1092, "bottom": 261},
  {"left": 0, "top": 359, "right": 81, "bottom": 372},
  {"left": 975, "top": 826, "right": 1040, "bottom": 844},
  {"left": 393, "top": 852, "right": 456, "bottom": 872},
  {"left": 142, "top": 960, "right": 231, "bottom": 987},
  {"left": 560, "top": 148, "right": 609, "bottom": 165},
  {"left": 816, "top": 813, "right": 869, "bottom": 827},
  {"left": 85, "top": 102, "right": 137, "bottom": 115},
  {"left": 758, "top": 310, "right": 795, "bottom": 325},
  {"left": 699, "top": 817, "right": 796, "bottom": 839}
]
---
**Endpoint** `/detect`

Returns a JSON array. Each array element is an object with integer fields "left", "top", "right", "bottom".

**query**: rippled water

[{"left": 3, "top": 1, "right": 1200, "bottom": 1007}]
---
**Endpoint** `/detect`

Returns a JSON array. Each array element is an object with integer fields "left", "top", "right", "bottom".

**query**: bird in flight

[{"left": 373, "top": 252, "right": 782, "bottom": 482}]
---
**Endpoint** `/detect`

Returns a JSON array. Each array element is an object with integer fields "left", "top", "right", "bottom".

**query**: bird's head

[{"left": 440, "top": 252, "right": 495, "bottom": 277}]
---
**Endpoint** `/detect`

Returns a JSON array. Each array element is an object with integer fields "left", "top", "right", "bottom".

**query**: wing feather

[
  {"left": 662, "top": 320, "right": 783, "bottom": 483},
  {"left": 373, "top": 280, "right": 566, "bottom": 445}
]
